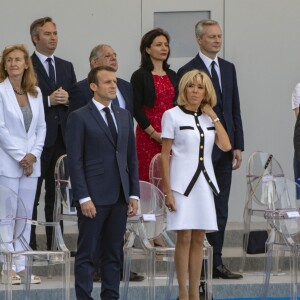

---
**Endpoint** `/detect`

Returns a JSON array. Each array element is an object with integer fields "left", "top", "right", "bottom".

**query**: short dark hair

[
  {"left": 30, "top": 17, "right": 56, "bottom": 46},
  {"left": 140, "top": 28, "right": 170, "bottom": 71},
  {"left": 88, "top": 66, "right": 116, "bottom": 85}
]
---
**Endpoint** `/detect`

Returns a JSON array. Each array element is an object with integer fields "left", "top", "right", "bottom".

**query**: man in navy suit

[
  {"left": 68, "top": 44, "right": 143, "bottom": 282},
  {"left": 68, "top": 44, "right": 133, "bottom": 115},
  {"left": 29, "top": 17, "right": 77, "bottom": 250},
  {"left": 66, "top": 66, "right": 139, "bottom": 300},
  {"left": 177, "top": 19, "right": 244, "bottom": 279}
]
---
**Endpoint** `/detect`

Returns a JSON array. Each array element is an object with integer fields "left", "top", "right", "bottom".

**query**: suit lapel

[
  {"left": 4, "top": 79, "right": 25, "bottom": 131},
  {"left": 112, "top": 105, "right": 122, "bottom": 147},
  {"left": 32, "top": 53, "right": 54, "bottom": 90},
  {"left": 219, "top": 59, "right": 227, "bottom": 102}
]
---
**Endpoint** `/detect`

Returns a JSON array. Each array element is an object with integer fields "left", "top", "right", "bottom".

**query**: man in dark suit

[
  {"left": 66, "top": 66, "right": 139, "bottom": 300},
  {"left": 68, "top": 44, "right": 133, "bottom": 115},
  {"left": 68, "top": 44, "right": 143, "bottom": 282},
  {"left": 177, "top": 19, "right": 244, "bottom": 279},
  {"left": 29, "top": 17, "right": 77, "bottom": 250}
]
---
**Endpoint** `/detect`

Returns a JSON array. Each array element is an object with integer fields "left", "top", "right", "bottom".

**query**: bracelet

[
  {"left": 149, "top": 130, "right": 156, "bottom": 138},
  {"left": 212, "top": 117, "right": 220, "bottom": 124}
]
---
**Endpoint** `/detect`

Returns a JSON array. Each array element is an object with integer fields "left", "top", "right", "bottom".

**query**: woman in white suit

[
  {"left": 0, "top": 44, "right": 46, "bottom": 284},
  {"left": 161, "top": 70, "right": 231, "bottom": 300}
]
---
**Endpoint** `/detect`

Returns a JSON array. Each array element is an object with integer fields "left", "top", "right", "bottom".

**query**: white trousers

[{"left": 0, "top": 175, "right": 37, "bottom": 273}]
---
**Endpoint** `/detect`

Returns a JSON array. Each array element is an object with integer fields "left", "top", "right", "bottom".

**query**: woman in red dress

[{"left": 131, "top": 28, "right": 176, "bottom": 182}]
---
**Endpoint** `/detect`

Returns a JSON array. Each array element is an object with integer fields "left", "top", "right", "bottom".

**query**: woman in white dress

[{"left": 161, "top": 70, "right": 231, "bottom": 300}]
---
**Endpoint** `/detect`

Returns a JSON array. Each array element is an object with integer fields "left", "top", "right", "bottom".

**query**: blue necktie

[
  {"left": 46, "top": 57, "right": 56, "bottom": 90},
  {"left": 103, "top": 107, "right": 118, "bottom": 144}
]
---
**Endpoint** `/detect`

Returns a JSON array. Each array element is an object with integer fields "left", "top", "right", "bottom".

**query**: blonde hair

[
  {"left": 0, "top": 44, "right": 38, "bottom": 97},
  {"left": 177, "top": 70, "right": 216, "bottom": 108}
]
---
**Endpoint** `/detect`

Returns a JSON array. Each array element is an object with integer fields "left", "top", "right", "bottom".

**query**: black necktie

[
  {"left": 112, "top": 96, "right": 120, "bottom": 107},
  {"left": 46, "top": 57, "right": 56, "bottom": 90},
  {"left": 211, "top": 61, "right": 222, "bottom": 97},
  {"left": 103, "top": 107, "right": 118, "bottom": 144}
]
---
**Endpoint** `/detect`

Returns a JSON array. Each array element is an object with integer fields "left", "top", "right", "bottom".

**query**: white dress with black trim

[{"left": 161, "top": 106, "right": 218, "bottom": 231}]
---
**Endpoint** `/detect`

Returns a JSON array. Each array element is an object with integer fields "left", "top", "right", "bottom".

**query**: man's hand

[
  {"left": 49, "top": 87, "right": 69, "bottom": 106},
  {"left": 20, "top": 153, "right": 36, "bottom": 170},
  {"left": 127, "top": 198, "right": 138, "bottom": 217},
  {"left": 232, "top": 149, "right": 242, "bottom": 170},
  {"left": 81, "top": 200, "right": 97, "bottom": 218}
]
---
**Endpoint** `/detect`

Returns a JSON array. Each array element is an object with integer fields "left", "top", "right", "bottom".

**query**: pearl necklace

[{"left": 13, "top": 87, "right": 26, "bottom": 95}]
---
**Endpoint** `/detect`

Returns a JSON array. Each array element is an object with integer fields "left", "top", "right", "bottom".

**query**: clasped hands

[
  {"left": 19, "top": 153, "right": 36, "bottom": 177},
  {"left": 81, "top": 198, "right": 139, "bottom": 219},
  {"left": 50, "top": 87, "right": 69, "bottom": 106}
]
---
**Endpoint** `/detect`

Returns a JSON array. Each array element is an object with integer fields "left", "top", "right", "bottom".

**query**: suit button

[
  {"left": 200, "top": 157, "right": 203, "bottom": 161},
  {"left": 54, "top": 115, "right": 58, "bottom": 119},
  {"left": 201, "top": 134, "right": 204, "bottom": 137},
  {"left": 116, "top": 151, "right": 119, "bottom": 154},
  {"left": 200, "top": 145, "right": 203, "bottom": 149}
]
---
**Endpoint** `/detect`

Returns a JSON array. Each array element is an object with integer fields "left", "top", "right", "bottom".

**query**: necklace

[{"left": 13, "top": 87, "right": 26, "bottom": 95}]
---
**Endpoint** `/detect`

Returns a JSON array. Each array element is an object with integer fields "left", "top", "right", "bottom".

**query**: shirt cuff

[
  {"left": 79, "top": 197, "right": 91, "bottom": 205},
  {"left": 48, "top": 96, "right": 51, "bottom": 107},
  {"left": 130, "top": 195, "right": 139, "bottom": 201}
]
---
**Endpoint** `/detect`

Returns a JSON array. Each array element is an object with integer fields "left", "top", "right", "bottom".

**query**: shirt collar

[
  {"left": 92, "top": 99, "right": 112, "bottom": 112},
  {"left": 34, "top": 50, "right": 55, "bottom": 64},
  {"left": 198, "top": 50, "right": 219, "bottom": 69}
]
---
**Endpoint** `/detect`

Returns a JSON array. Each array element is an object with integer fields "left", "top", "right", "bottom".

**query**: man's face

[
  {"left": 197, "top": 24, "right": 222, "bottom": 59},
  {"left": 33, "top": 22, "right": 58, "bottom": 56},
  {"left": 92, "top": 46, "right": 118, "bottom": 71},
  {"left": 91, "top": 70, "right": 117, "bottom": 103}
]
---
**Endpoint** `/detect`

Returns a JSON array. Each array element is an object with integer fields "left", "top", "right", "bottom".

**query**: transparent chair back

[
  {"left": 0, "top": 184, "right": 70, "bottom": 300},
  {"left": 121, "top": 181, "right": 175, "bottom": 300},
  {"left": 240, "top": 151, "right": 285, "bottom": 273},
  {"left": 262, "top": 178, "right": 300, "bottom": 300},
  {"left": 52, "top": 154, "right": 77, "bottom": 254}
]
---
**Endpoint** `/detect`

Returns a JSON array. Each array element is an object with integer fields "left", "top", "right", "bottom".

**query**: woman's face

[
  {"left": 146, "top": 35, "right": 169, "bottom": 62},
  {"left": 4, "top": 49, "right": 28, "bottom": 79},
  {"left": 185, "top": 78, "right": 206, "bottom": 110}
]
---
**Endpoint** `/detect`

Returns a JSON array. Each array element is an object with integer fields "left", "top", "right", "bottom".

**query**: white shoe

[
  {"left": 18, "top": 271, "right": 41, "bottom": 284},
  {"left": 1, "top": 271, "right": 21, "bottom": 285}
]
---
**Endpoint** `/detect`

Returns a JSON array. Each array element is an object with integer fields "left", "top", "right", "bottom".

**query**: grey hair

[
  {"left": 195, "top": 19, "right": 219, "bottom": 38},
  {"left": 89, "top": 44, "right": 111, "bottom": 68}
]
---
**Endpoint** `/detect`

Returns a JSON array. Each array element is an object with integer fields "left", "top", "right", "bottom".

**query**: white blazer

[{"left": 0, "top": 78, "right": 46, "bottom": 178}]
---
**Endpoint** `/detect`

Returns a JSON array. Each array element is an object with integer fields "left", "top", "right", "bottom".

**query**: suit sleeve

[
  {"left": 231, "top": 65, "right": 244, "bottom": 151},
  {"left": 66, "top": 112, "right": 89, "bottom": 202},
  {"left": 30, "top": 89, "right": 46, "bottom": 158},
  {"left": 68, "top": 82, "right": 87, "bottom": 115},
  {"left": 126, "top": 112, "right": 140, "bottom": 197}
]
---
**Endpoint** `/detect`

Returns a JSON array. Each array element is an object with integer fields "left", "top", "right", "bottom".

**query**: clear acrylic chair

[
  {"left": 149, "top": 153, "right": 213, "bottom": 299},
  {"left": 121, "top": 181, "right": 175, "bottom": 300},
  {"left": 0, "top": 184, "right": 70, "bottom": 300},
  {"left": 52, "top": 154, "right": 77, "bottom": 254},
  {"left": 240, "top": 151, "right": 285, "bottom": 273},
  {"left": 262, "top": 178, "right": 300, "bottom": 300}
]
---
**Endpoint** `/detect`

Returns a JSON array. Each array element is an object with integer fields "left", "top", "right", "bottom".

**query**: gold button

[
  {"left": 194, "top": 113, "right": 197, "bottom": 116},
  {"left": 200, "top": 145, "right": 203, "bottom": 149},
  {"left": 200, "top": 157, "right": 203, "bottom": 161},
  {"left": 203, "top": 169, "right": 206, "bottom": 173},
  {"left": 209, "top": 180, "right": 211, "bottom": 183},
  {"left": 197, "top": 123, "right": 200, "bottom": 127},
  {"left": 201, "top": 134, "right": 204, "bottom": 137}
]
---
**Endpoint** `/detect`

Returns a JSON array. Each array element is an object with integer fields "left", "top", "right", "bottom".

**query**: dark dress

[{"left": 135, "top": 74, "right": 174, "bottom": 181}]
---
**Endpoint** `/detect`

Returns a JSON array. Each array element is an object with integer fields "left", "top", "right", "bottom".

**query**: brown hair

[
  {"left": 30, "top": 17, "right": 56, "bottom": 46},
  {"left": 0, "top": 44, "right": 38, "bottom": 97},
  {"left": 88, "top": 65, "right": 116, "bottom": 85}
]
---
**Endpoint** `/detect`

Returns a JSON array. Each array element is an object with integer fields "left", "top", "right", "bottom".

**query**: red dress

[{"left": 136, "top": 74, "right": 175, "bottom": 181}]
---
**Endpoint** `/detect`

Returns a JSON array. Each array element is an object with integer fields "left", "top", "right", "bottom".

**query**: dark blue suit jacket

[
  {"left": 68, "top": 77, "right": 133, "bottom": 116},
  {"left": 66, "top": 101, "right": 139, "bottom": 206},
  {"left": 31, "top": 53, "right": 77, "bottom": 147},
  {"left": 177, "top": 54, "right": 244, "bottom": 153}
]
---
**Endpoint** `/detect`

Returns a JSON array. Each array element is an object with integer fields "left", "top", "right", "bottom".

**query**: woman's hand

[
  {"left": 201, "top": 104, "right": 217, "bottom": 120},
  {"left": 165, "top": 192, "right": 176, "bottom": 212},
  {"left": 20, "top": 153, "right": 36, "bottom": 173},
  {"left": 23, "top": 165, "right": 33, "bottom": 177}
]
